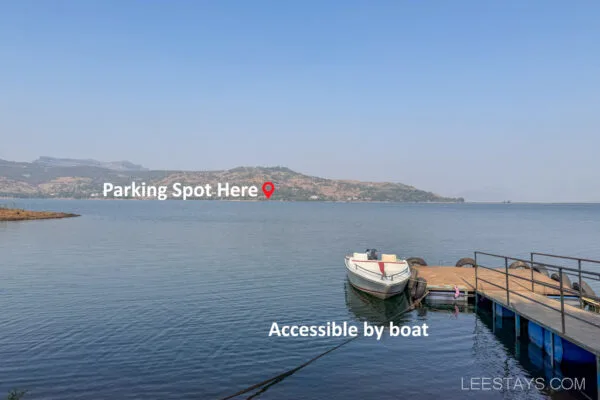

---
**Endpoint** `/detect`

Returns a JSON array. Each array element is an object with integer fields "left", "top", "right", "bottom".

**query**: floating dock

[
  {"left": 414, "top": 252, "right": 600, "bottom": 399},
  {"left": 414, "top": 266, "right": 564, "bottom": 297}
]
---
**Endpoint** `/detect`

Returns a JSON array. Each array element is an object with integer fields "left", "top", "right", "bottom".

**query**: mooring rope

[{"left": 218, "top": 291, "right": 429, "bottom": 400}]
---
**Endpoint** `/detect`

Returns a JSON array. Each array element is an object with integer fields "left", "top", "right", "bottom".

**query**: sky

[{"left": 1, "top": 1, "right": 599, "bottom": 202}]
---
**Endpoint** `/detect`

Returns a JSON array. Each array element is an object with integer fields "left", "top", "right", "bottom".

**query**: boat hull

[{"left": 345, "top": 258, "right": 409, "bottom": 300}]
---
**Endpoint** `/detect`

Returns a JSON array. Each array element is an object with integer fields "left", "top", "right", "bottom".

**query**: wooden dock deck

[{"left": 414, "top": 266, "right": 564, "bottom": 295}]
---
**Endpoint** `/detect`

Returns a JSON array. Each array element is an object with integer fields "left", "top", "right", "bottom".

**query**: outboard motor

[{"left": 366, "top": 248, "right": 378, "bottom": 260}]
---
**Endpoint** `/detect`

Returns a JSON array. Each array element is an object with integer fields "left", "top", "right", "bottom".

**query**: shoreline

[
  {"left": 1, "top": 197, "right": 599, "bottom": 205},
  {"left": 0, "top": 208, "right": 80, "bottom": 222},
  {"left": 0, "top": 196, "right": 464, "bottom": 204}
]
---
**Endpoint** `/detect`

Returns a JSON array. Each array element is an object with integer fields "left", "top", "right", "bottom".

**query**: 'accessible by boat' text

[{"left": 268, "top": 322, "right": 429, "bottom": 341}]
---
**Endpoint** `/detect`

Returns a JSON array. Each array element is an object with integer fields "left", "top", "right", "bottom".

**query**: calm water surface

[{"left": 1, "top": 200, "right": 599, "bottom": 399}]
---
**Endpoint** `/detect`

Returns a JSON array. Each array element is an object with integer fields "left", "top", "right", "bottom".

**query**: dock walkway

[
  {"left": 414, "top": 266, "right": 562, "bottom": 296},
  {"left": 480, "top": 288, "right": 600, "bottom": 356}
]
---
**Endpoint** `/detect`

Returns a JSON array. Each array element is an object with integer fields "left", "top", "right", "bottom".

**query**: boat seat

[
  {"left": 381, "top": 254, "right": 397, "bottom": 262},
  {"left": 353, "top": 252, "right": 369, "bottom": 260}
]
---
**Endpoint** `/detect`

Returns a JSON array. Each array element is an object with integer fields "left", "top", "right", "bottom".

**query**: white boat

[{"left": 344, "top": 249, "right": 411, "bottom": 300}]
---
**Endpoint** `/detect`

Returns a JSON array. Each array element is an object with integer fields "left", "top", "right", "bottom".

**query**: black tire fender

[
  {"left": 550, "top": 272, "right": 572, "bottom": 290},
  {"left": 407, "top": 268, "right": 419, "bottom": 293},
  {"left": 532, "top": 263, "right": 549, "bottom": 277},
  {"left": 406, "top": 257, "right": 427, "bottom": 267},
  {"left": 455, "top": 257, "right": 476, "bottom": 267},
  {"left": 572, "top": 280, "right": 597, "bottom": 297},
  {"left": 413, "top": 277, "right": 427, "bottom": 299},
  {"left": 509, "top": 261, "right": 531, "bottom": 270}
]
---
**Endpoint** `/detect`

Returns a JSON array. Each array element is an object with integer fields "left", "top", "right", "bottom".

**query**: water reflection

[
  {"left": 419, "top": 302, "right": 474, "bottom": 318},
  {"left": 344, "top": 279, "right": 412, "bottom": 326}
]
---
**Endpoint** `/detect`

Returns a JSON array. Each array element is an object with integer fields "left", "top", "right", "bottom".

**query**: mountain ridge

[
  {"left": 0, "top": 158, "right": 464, "bottom": 202},
  {"left": 33, "top": 156, "right": 148, "bottom": 171}
]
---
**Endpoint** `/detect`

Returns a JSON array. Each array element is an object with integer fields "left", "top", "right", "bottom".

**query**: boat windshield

[{"left": 366, "top": 248, "right": 378, "bottom": 260}]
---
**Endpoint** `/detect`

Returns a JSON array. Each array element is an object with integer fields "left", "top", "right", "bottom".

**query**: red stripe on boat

[{"left": 378, "top": 261, "right": 385, "bottom": 275}]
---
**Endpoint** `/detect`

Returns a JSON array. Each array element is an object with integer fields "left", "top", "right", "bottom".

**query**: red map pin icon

[{"left": 262, "top": 181, "right": 275, "bottom": 199}]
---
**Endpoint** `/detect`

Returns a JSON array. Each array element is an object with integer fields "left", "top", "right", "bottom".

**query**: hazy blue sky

[{"left": 1, "top": 1, "right": 599, "bottom": 202}]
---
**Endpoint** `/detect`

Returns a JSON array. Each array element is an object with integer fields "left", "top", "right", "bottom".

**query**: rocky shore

[{"left": 0, "top": 208, "right": 79, "bottom": 221}]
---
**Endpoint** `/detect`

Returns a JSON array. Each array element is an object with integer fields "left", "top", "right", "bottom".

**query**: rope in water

[{"left": 219, "top": 291, "right": 429, "bottom": 400}]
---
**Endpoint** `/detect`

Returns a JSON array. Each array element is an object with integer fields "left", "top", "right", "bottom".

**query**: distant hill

[
  {"left": 33, "top": 156, "right": 148, "bottom": 171},
  {"left": 0, "top": 158, "right": 464, "bottom": 202}
]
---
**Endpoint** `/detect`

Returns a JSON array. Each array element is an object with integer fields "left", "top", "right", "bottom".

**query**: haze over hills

[
  {"left": 33, "top": 156, "right": 148, "bottom": 171},
  {"left": 0, "top": 157, "right": 464, "bottom": 202}
]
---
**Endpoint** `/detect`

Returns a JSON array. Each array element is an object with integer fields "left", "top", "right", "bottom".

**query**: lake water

[{"left": 1, "top": 200, "right": 599, "bottom": 399}]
